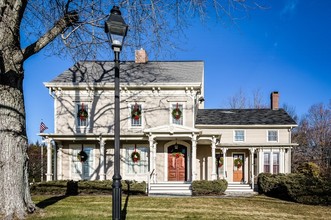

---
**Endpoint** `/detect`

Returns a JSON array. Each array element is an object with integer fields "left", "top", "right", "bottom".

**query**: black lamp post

[{"left": 105, "top": 6, "right": 128, "bottom": 220}]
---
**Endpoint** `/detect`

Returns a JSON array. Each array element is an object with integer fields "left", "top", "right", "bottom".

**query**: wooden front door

[
  {"left": 233, "top": 154, "right": 244, "bottom": 182},
  {"left": 168, "top": 145, "right": 186, "bottom": 181}
]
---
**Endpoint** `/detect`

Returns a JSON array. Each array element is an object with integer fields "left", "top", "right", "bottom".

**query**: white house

[{"left": 40, "top": 49, "right": 297, "bottom": 194}]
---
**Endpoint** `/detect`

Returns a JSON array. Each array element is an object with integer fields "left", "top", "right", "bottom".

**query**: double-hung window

[
  {"left": 234, "top": 130, "right": 245, "bottom": 142},
  {"left": 171, "top": 103, "right": 183, "bottom": 125},
  {"left": 264, "top": 153, "right": 270, "bottom": 173},
  {"left": 268, "top": 130, "right": 278, "bottom": 142},
  {"left": 130, "top": 103, "right": 142, "bottom": 127},
  {"left": 126, "top": 146, "right": 148, "bottom": 174}
]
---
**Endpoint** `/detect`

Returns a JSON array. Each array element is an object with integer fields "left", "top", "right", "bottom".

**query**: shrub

[
  {"left": 296, "top": 162, "right": 320, "bottom": 178},
  {"left": 257, "top": 172, "right": 331, "bottom": 205},
  {"left": 30, "top": 180, "right": 146, "bottom": 195},
  {"left": 191, "top": 179, "right": 227, "bottom": 196}
]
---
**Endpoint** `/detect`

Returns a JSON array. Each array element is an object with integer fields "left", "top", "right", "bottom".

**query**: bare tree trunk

[{"left": 0, "top": 69, "right": 36, "bottom": 219}]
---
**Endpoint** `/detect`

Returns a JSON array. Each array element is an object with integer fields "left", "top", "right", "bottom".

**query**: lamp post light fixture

[{"left": 105, "top": 5, "right": 128, "bottom": 220}]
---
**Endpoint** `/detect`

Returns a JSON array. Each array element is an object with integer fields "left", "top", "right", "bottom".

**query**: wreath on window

[
  {"left": 234, "top": 158, "right": 243, "bottom": 168},
  {"left": 131, "top": 103, "right": 141, "bottom": 120},
  {"left": 131, "top": 151, "right": 140, "bottom": 163},
  {"left": 218, "top": 157, "right": 224, "bottom": 167},
  {"left": 77, "top": 103, "right": 88, "bottom": 120},
  {"left": 77, "top": 150, "right": 88, "bottom": 162},
  {"left": 172, "top": 103, "right": 182, "bottom": 120}
]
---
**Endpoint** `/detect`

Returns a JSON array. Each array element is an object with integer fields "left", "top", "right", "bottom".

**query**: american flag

[{"left": 40, "top": 122, "right": 48, "bottom": 133}]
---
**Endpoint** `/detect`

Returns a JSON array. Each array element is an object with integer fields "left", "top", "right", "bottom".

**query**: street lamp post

[{"left": 105, "top": 6, "right": 128, "bottom": 220}]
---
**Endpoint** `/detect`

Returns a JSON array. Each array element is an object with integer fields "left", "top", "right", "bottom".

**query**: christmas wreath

[
  {"left": 172, "top": 152, "right": 184, "bottom": 158},
  {"left": 77, "top": 150, "right": 88, "bottom": 162},
  {"left": 172, "top": 103, "right": 182, "bottom": 120},
  {"left": 131, "top": 103, "right": 141, "bottom": 120},
  {"left": 218, "top": 157, "right": 224, "bottom": 167},
  {"left": 131, "top": 151, "right": 140, "bottom": 163},
  {"left": 234, "top": 158, "right": 243, "bottom": 168},
  {"left": 77, "top": 104, "right": 88, "bottom": 120}
]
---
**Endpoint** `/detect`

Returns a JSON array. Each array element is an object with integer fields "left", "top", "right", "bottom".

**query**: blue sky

[{"left": 24, "top": 0, "right": 331, "bottom": 143}]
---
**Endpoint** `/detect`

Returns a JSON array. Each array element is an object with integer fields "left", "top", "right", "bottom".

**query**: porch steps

[
  {"left": 225, "top": 182, "right": 256, "bottom": 196},
  {"left": 148, "top": 182, "right": 192, "bottom": 196}
]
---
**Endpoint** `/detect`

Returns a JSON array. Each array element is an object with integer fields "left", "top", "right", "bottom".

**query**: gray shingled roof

[
  {"left": 195, "top": 109, "right": 297, "bottom": 125},
  {"left": 49, "top": 61, "right": 203, "bottom": 85}
]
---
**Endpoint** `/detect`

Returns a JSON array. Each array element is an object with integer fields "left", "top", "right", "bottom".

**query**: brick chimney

[
  {"left": 135, "top": 48, "right": 148, "bottom": 64},
  {"left": 271, "top": 91, "right": 279, "bottom": 110}
]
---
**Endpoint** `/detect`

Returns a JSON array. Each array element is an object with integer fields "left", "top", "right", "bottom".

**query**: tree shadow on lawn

[{"left": 35, "top": 195, "right": 68, "bottom": 209}]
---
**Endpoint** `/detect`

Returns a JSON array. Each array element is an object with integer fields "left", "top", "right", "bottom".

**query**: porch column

[
  {"left": 249, "top": 148, "right": 255, "bottom": 190},
  {"left": 57, "top": 142, "right": 63, "bottom": 180},
  {"left": 99, "top": 138, "right": 106, "bottom": 180},
  {"left": 46, "top": 138, "right": 53, "bottom": 181},
  {"left": 148, "top": 134, "right": 156, "bottom": 183},
  {"left": 211, "top": 136, "right": 217, "bottom": 180},
  {"left": 279, "top": 148, "right": 284, "bottom": 173},
  {"left": 222, "top": 147, "right": 228, "bottom": 180},
  {"left": 191, "top": 133, "right": 197, "bottom": 181},
  {"left": 258, "top": 148, "right": 264, "bottom": 173}
]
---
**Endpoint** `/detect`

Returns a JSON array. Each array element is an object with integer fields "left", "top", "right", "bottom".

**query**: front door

[
  {"left": 233, "top": 154, "right": 244, "bottom": 182},
  {"left": 168, "top": 145, "right": 187, "bottom": 181}
]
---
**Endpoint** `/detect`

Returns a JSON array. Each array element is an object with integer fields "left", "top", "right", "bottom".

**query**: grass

[{"left": 28, "top": 195, "right": 331, "bottom": 220}]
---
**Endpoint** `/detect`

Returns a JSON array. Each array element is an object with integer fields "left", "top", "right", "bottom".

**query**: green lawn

[{"left": 28, "top": 195, "right": 331, "bottom": 220}]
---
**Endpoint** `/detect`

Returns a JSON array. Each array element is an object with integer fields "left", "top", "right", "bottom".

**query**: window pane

[
  {"left": 268, "top": 130, "right": 278, "bottom": 142},
  {"left": 264, "top": 153, "right": 270, "bottom": 173},
  {"left": 172, "top": 104, "right": 183, "bottom": 125},
  {"left": 131, "top": 104, "right": 142, "bottom": 127},
  {"left": 273, "top": 153, "right": 279, "bottom": 174},
  {"left": 235, "top": 130, "right": 244, "bottom": 141},
  {"left": 126, "top": 146, "right": 148, "bottom": 174},
  {"left": 77, "top": 104, "right": 88, "bottom": 127}
]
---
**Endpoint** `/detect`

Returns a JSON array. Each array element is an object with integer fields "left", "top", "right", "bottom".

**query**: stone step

[{"left": 148, "top": 182, "right": 192, "bottom": 196}]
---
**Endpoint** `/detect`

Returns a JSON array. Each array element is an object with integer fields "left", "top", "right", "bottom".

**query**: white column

[
  {"left": 211, "top": 136, "right": 217, "bottom": 180},
  {"left": 99, "top": 138, "right": 106, "bottom": 180},
  {"left": 249, "top": 148, "right": 255, "bottom": 189},
  {"left": 222, "top": 147, "right": 228, "bottom": 180},
  {"left": 191, "top": 134, "right": 197, "bottom": 181},
  {"left": 288, "top": 148, "right": 292, "bottom": 173},
  {"left": 46, "top": 138, "right": 53, "bottom": 181},
  {"left": 258, "top": 148, "right": 264, "bottom": 173},
  {"left": 279, "top": 148, "right": 284, "bottom": 173},
  {"left": 57, "top": 142, "right": 63, "bottom": 180},
  {"left": 148, "top": 135, "right": 156, "bottom": 183}
]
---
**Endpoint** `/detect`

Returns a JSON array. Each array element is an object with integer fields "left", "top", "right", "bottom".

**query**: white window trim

[
  {"left": 267, "top": 130, "right": 279, "bottom": 142},
  {"left": 233, "top": 130, "right": 245, "bottom": 142},
  {"left": 170, "top": 102, "right": 185, "bottom": 125},
  {"left": 128, "top": 103, "right": 144, "bottom": 129}
]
